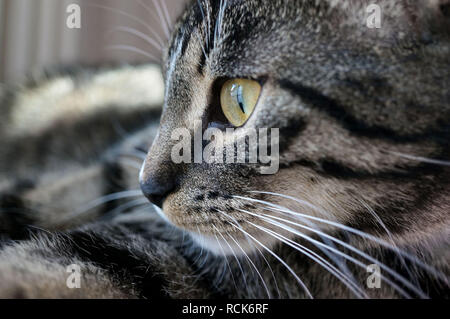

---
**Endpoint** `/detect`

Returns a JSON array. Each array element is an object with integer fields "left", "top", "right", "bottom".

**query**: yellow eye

[{"left": 220, "top": 79, "right": 261, "bottom": 127}]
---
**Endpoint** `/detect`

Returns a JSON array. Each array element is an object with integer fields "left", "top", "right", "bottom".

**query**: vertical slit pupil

[{"left": 236, "top": 85, "right": 246, "bottom": 113}]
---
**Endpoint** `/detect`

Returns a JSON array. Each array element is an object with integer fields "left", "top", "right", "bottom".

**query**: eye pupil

[
  {"left": 220, "top": 78, "right": 261, "bottom": 127},
  {"left": 236, "top": 86, "right": 246, "bottom": 113}
]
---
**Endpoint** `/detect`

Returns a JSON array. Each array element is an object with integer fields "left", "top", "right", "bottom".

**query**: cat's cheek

[{"left": 252, "top": 167, "right": 354, "bottom": 224}]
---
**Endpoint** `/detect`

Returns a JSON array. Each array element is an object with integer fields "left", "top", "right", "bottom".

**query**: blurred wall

[{"left": 0, "top": 0, "right": 186, "bottom": 84}]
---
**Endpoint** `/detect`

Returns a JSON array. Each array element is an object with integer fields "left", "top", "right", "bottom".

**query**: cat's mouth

[
  {"left": 150, "top": 196, "right": 302, "bottom": 257},
  {"left": 152, "top": 203, "right": 256, "bottom": 256}
]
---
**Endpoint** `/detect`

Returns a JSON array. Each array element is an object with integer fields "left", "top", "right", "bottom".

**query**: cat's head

[{"left": 140, "top": 0, "right": 450, "bottom": 255}]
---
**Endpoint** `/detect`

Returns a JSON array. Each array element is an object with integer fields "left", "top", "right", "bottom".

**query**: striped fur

[{"left": 0, "top": 0, "right": 449, "bottom": 298}]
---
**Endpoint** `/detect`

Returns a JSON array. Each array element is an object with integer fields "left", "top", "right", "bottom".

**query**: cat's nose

[{"left": 140, "top": 175, "right": 176, "bottom": 208}]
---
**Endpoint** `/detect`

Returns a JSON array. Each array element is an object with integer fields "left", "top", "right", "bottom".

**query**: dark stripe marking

[{"left": 279, "top": 79, "right": 449, "bottom": 143}]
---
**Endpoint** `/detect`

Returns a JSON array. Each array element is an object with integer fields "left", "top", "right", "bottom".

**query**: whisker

[
  {"left": 248, "top": 191, "right": 332, "bottom": 218},
  {"left": 105, "top": 45, "right": 160, "bottom": 62},
  {"left": 249, "top": 238, "right": 282, "bottom": 299},
  {"left": 214, "top": 226, "right": 249, "bottom": 291},
  {"left": 250, "top": 192, "right": 359, "bottom": 289},
  {"left": 247, "top": 221, "right": 368, "bottom": 299},
  {"left": 246, "top": 193, "right": 363, "bottom": 288},
  {"left": 87, "top": 3, "right": 165, "bottom": 46},
  {"left": 108, "top": 26, "right": 163, "bottom": 51},
  {"left": 228, "top": 232, "right": 272, "bottom": 299},
  {"left": 195, "top": 32, "right": 209, "bottom": 65},
  {"left": 101, "top": 197, "right": 148, "bottom": 221},
  {"left": 119, "top": 158, "right": 143, "bottom": 171},
  {"left": 133, "top": 147, "right": 148, "bottom": 155},
  {"left": 217, "top": 0, "right": 227, "bottom": 45},
  {"left": 120, "top": 151, "right": 147, "bottom": 162},
  {"left": 198, "top": 249, "right": 211, "bottom": 270},
  {"left": 208, "top": 253, "right": 227, "bottom": 289},
  {"left": 196, "top": 0, "right": 211, "bottom": 59},
  {"left": 227, "top": 221, "right": 313, "bottom": 299},
  {"left": 230, "top": 206, "right": 365, "bottom": 297},
  {"left": 59, "top": 190, "right": 144, "bottom": 223},
  {"left": 242, "top": 208, "right": 421, "bottom": 298},
  {"left": 222, "top": 231, "right": 251, "bottom": 296},
  {"left": 358, "top": 198, "right": 419, "bottom": 286},
  {"left": 214, "top": 0, "right": 227, "bottom": 49},
  {"left": 159, "top": 0, "right": 173, "bottom": 36},
  {"left": 204, "top": 0, "right": 212, "bottom": 50},
  {"left": 219, "top": 211, "right": 281, "bottom": 298},
  {"left": 134, "top": 0, "right": 169, "bottom": 41},
  {"left": 134, "top": 0, "right": 161, "bottom": 25},
  {"left": 196, "top": 0, "right": 208, "bottom": 45},
  {"left": 388, "top": 151, "right": 450, "bottom": 166},
  {"left": 152, "top": 204, "right": 172, "bottom": 224},
  {"left": 191, "top": 226, "right": 205, "bottom": 265},
  {"left": 151, "top": 0, "right": 171, "bottom": 40},
  {"left": 237, "top": 194, "right": 448, "bottom": 283},
  {"left": 213, "top": 226, "right": 238, "bottom": 292}
]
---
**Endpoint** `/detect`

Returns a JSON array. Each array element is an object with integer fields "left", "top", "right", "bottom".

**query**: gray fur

[{"left": 0, "top": 0, "right": 449, "bottom": 298}]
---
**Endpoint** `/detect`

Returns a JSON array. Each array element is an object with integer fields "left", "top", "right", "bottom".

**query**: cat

[{"left": 0, "top": 0, "right": 449, "bottom": 299}]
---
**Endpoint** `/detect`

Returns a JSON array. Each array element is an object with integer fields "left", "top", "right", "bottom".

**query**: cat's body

[{"left": 0, "top": 0, "right": 449, "bottom": 298}]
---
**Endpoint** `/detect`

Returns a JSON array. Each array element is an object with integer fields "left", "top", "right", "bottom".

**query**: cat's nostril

[{"left": 140, "top": 177, "right": 175, "bottom": 208}]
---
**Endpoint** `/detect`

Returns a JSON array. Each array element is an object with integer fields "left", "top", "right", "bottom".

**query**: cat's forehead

[
  {"left": 166, "top": 0, "right": 449, "bottom": 65},
  {"left": 164, "top": 0, "right": 326, "bottom": 78}
]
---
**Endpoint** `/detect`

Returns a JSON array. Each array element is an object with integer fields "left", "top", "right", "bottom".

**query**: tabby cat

[{"left": 0, "top": 0, "right": 449, "bottom": 299}]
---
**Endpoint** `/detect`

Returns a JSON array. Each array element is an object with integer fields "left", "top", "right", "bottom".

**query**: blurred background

[{"left": 0, "top": 0, "right": 187, "bottom": 84}]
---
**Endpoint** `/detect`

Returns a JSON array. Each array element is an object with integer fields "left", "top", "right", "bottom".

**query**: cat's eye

[{"left": 220, "top": 79, "right": 261, "bottom": 127}]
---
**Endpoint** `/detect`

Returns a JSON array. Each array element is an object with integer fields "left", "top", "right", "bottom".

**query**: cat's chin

[
  {"left": 189, "top": 232, "right": 260, "bottom": 257},
  {"left": 152, "top": 205, "right": 275, "bottom": 256}
]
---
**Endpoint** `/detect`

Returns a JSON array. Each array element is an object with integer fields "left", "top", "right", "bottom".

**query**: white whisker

[
  {"left": 236, "top": 194, "right": 447, "bottom": 284},
  {"left": 214, "top": 0, "right": 228, "bottom": 49},
  {"left": 102, "top": 197, "right": 148, "bottom": 221},
  {"left": 249, "top": 192, "right": 358, "bottom": 289},
  {"left": 216, "top": 229, "right": 249, "bottom": 292},
  {"left": 151, "top": 0, "right": 171, "bottom": 40},
  {"left": 60, "top": 190, "right": 144, "bottom": 223},
  {"left": 213, "top": 226, "right": 238, "bottom": 292},
  {"left": 192, "top": 225, "right": 205, "bottom": 265},
  {"left": 119, "top": 158, "right": 143, "bottom": 170},
  {"left": 228, "top": 232, "right": 272, "bottom": 299},
  {"left": 204, "top": 0, "right": 212, "bottom": 49},
  {"left": 389, "top": 151, "right": 450, "bottom": 166},
  {"left": 248, "top": 221, "right": 368, "bottom": 299},
  {"left": 120, "top": 150, "right": 147, "bottom": 161},
  {"left": 248, "top": 191, "right": 333, "bottom": 218},
  {"left": 108, "top": 26, "right": 163, "bottom": 51},
  {"left": 196, "top": 0, "right": 208, "bottom": 46},
  {"left": 195, "top": 31, "right": 209, "bottom": 63},
  {"left": 241, "top": 208, "right": 421, "bottom": 298},
  {"left": 160, "top": 0, "right": 173, "bottom": 35},
  {"left": 227, "top": 221, "right": 313, "bottom": 299},
  {"left": 358, "top": 198, "right": 419, "bottom": 286},
  {"left": 87, "top": 3, "right": 165, "bottom": 46},
  {"left": 218, "top": 211, "right": 279, "bottom": 298},
  {"left": 106, "top": 45, "right": 160, "bottom": 62},
  {"left": 249, "top": 239, "right": 282, "bottom": 299}
]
